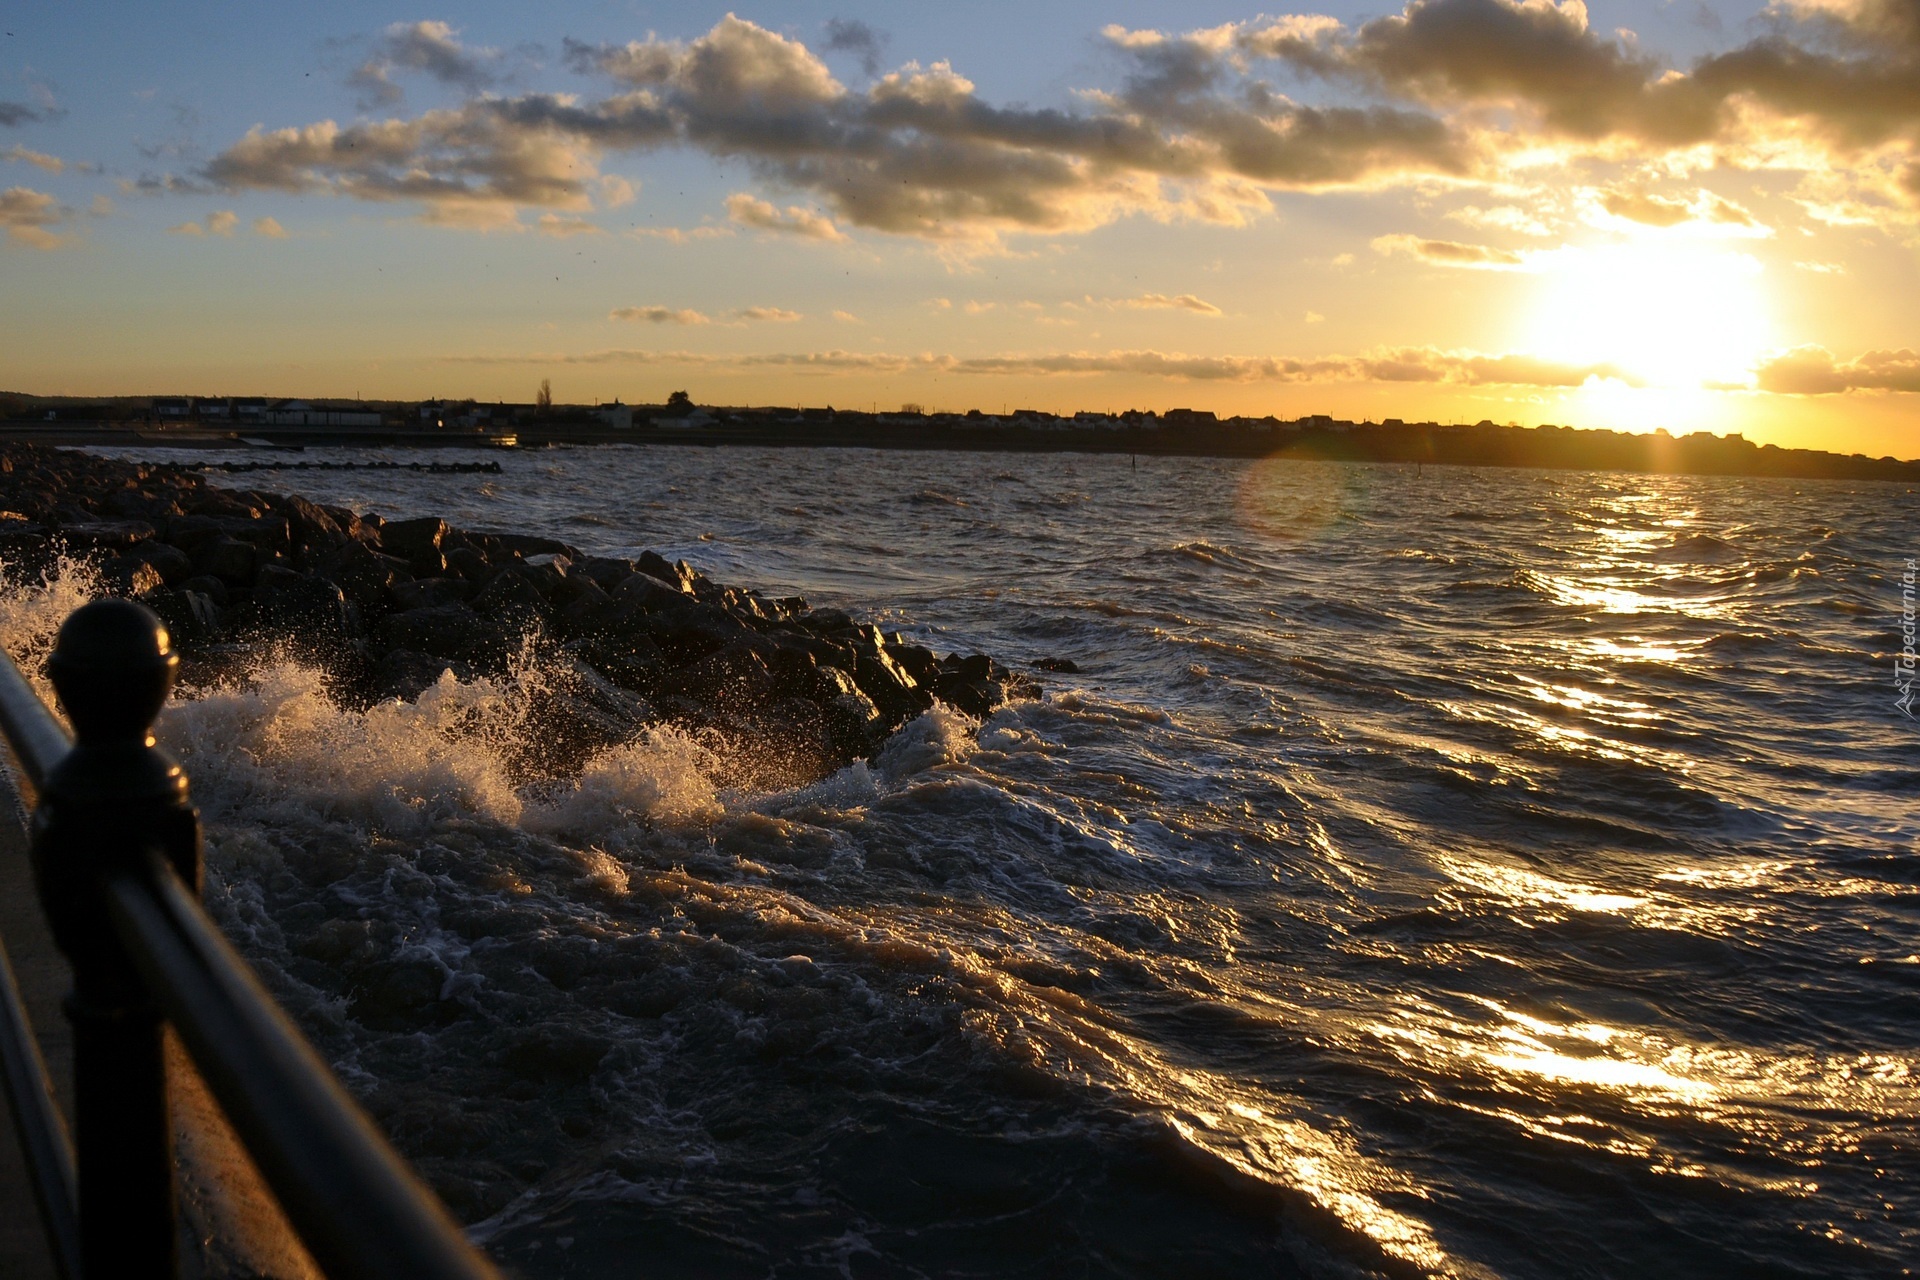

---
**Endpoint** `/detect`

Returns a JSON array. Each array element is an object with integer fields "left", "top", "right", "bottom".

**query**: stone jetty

[{"left": 0, "top": 443, "right": 1035, "bottom": 784}]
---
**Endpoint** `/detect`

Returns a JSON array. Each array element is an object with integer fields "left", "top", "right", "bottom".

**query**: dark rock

[
  {"left": 1032, "top": 656, "right": 1080, "bottom": 673},
  {"left": 477, "top": 531, "right": 579, "bottom": 561},
  {"left": 565, "top": 632, "right": 666, "bottom": 693},
  {"left": 390, "top": 577, "right": 474, "bottom": 611},
  {"left": 99, "top": 556, "right": 166, "bottom": 598},
  {"left": 471, "top": 567, "right": 551, "bottom": 621},
  {"left": 444, "top": 546, "right": 491, "bottom": 583},
  {"left": 150, "top": 589, "right": 222, "bottom": 646},
  {"left": 661, "top": 643, "right": 779, "bottom": 714},
  {"left": 192, "top": 537, "right": 259, "bottom": 588},
  {"left": 380, "top": 516, "right": 448, "bottom": 577},
  {"left": 885, "top": 641, "right": 939, "bottom": 685},
  {"left": 59, "top": 519, "right": 155, "bottom": 550},
  {"left": 177, "top": 575, "right": 231, "bottom": 607},
  {"left": 372, "top": 649, "right": 468, "bottom": 702},
  {"left": 125, "top": 540, "right": 193, "bottom": 586},
  {"left": 380, "top": 605, "right": 483, "bottom": 661},
  {"left": 316, "top": 541, "right": 406, "bottom": 614},
  {"left": 254, "top": 566, "right": 359, "bottom": 637},
  {"left": 575, "top": 556, "right": 638, "bottom": 592}
]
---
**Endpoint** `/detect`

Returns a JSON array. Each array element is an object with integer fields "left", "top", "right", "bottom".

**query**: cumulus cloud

[
  {"left": 724, "top": 192, "right": 847, "bottom": 240},
  {"left": 2, "top": 145, "right": 65, "bottom": 174},
  {"left": 610, "top": 306, "right": 712, "bottom": 325},
  {"left": 1372, "top": 233, "right": 1527, "bottom": 267},
  {"left": 0, "top": 186, "right": 70, "bottom": 249},
  {"left": 349, "top": 20, "right": 500, "bottom": 108},
  {"left": 169, "top": 209, "right": 238, "bottom": 237},
  {"left": 1595, "top": 186, "right": 1763, "bottom": 230},
  {"left": 182, "top": 5, "right": 1920, "bottom": 240},
  {"left": 197, "top": 14, "right": 1472, "bottom": 240},
  {"left": 253, "top": 215, "right": 288, "bottom": 238},
  {"left": 735, "top": 305, "right": 801, "bottom": 322},
  {"left": 442, "top": 341, "right": 1635, "bottom": 386},
  {"left": 1239, "top": 0, "right": 1920, "bottom": 186},
  {"left": 1753, "top": 345, "right": 1920, "bottom": 393}
]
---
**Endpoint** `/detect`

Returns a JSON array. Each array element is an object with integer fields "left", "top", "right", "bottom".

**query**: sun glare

[{"left": 1522, "top": 240, "right": 1776, "bottom": 391}]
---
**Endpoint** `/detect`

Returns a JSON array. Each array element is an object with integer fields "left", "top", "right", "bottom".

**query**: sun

[{"left": 1520, "top": 240, "right": 1777, "bottom": 390}]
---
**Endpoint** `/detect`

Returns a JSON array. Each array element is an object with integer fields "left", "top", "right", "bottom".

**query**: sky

[{"left": 3, "top": 1, "right": 1919, "bottom": 457}]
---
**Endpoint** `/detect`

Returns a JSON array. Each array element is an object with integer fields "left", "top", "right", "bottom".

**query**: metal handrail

[{"left": 0, "top": 599, "right": 502, "bottom": 1279}]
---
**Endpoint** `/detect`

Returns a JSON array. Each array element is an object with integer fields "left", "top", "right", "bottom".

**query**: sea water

[{"left": 15, "top": 445, "right": 1917, "bottom": 1279}]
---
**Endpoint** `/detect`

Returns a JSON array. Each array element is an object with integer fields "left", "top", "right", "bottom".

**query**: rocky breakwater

[{"left": 0, "top": 443, "right": 1036, "bottom": 784}]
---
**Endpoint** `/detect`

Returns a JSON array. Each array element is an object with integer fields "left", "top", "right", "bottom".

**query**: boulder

[
  {"left": 379, "top": 516, "right": 448, "bottom": 577},
  {"left": 253, "top": 566, "right": 359, "bottom": 638},
  {"left": 125, "top": 540, "right": 193, "bottom": 586},
  {"left": 99, "top": 555, "right": 166, "bottom": 599},
  {"left": 150, "top": 589, "right": 223, "bottom": 646},
  {"left": 191, "top": 537, "right": 260, "bottom": 589},
  {"left": 389, "top": 576, "right": 474, "bottom": 611}
]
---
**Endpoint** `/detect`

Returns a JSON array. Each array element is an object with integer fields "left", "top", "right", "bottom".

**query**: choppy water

[{"left": 32, "top": 446, "right": 1920, "bottom": 1278}]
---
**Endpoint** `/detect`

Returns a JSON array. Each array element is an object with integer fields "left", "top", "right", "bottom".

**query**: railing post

[{"left": 30, "top": 599, "right": 202, "bottom": 1279}]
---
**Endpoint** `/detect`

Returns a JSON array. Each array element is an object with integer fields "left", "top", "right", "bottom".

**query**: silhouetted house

[
  {"left": 267, "top": 400, "right": 383, "bottom": 427},
  {"left": 153, "top": 397, "right": 192, "bottom": 419},
  {"left": 234, "top": 398, "right": 269, "bottom": 423},
  {"left": 595, "top": 400, "right": 633, "bottom": 429},
  {"left": 195, "top": 398, "right": 232, "bottom": 420}
]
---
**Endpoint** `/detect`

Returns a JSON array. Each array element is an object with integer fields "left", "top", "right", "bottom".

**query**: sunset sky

[{"left": 4, "top": 1, "right": 1919, "bottom": 456}]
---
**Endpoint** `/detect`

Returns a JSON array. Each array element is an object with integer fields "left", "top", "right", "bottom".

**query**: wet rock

[
  {"left": 661, "top": 642, "right": 779, "bottom": 714},
  {"left": 253, "top": 565, "right": 359, "bottom": 639},
  {"left": 444, "top": 546, "right": 491, "bottom": 583},
  {"left": 125, "top": 539, "right": 192, "bottom": 586},
  {"left": 99, "top": 555, "right": 166, "bottom": 599},
  {"left": 389, "top": 576, "right": 473, "bottom": 611},
  {"left": 471, "top": 566, "right": 551, "bottom": 622},
  {"left": 379, "top": 516, "right": 448, "bottom": 577},
  {"left": 177, "top": 575, "right": 231, "bottom": 608},
  {"left": 480, "top": 531, "right": 579, "bottom": 561},
  {"left": 192, "top": 536, "right": 259, "bottom": 588},
  {"left": 575, "top": 556, "right": 638, "bottom": 592},
  {"left": 1032, "top": 656, "right": 1080, "bottom": 673},
  {"left": 372, "top": 649, "right": 466, "bottom": 702},
  {"left": 150, "top": 589, "right": 223, "bottom": 646},
  {"left": 884, "top": 641, "right": 940, "bottom": 685},
  {"left": 60, "top": 519, "right": 155, "bottom": 550},
  {"left": 317, "top": 540, "right": 408, "bottom": 614}
]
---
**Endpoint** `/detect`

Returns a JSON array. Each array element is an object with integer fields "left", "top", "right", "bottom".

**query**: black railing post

[{"left": 30, "top": 599, "right": 201, "bottom": 1279}]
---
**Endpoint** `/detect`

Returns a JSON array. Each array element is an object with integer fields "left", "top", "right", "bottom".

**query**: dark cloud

[
  {"left": 0, "top": 102, "right": 44, "bottom": 127},
  {"left": 1241, "top": 0, "right": 1920, "bottom": 174},
  {"left": 208, "top": 15, "right": 1475, "bottom": 238},
  {"left": 350, "top": 20, "right": 500, "bottom": 109},
  {"left": 1754, "top": 344, "right": 1920, "bottom": 393},
  {"left": 823, "top": 18, "right": 888, "bottom": 77},
  {"left": 1372, "top": 232, "right": 1526, "bottom": 267}
]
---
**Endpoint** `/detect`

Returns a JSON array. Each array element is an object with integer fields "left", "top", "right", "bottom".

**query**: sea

[{"left": 11, "top": 444, "right": 1916, "bottom": 1279}]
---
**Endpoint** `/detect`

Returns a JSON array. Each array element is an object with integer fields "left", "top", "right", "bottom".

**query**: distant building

[
  {"left": 595, "top": 401, "right": 633, "bottom": 430},
  {"left": 153, "top": 397, "right": 192, "bottom": 419}
]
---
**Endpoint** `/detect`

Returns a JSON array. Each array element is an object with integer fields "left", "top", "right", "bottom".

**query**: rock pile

[{"left": 0, "top": 443, "right": 1036, "bottom": 783}]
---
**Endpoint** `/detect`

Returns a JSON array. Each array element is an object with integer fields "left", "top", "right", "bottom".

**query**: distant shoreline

[{"left": 3, "top": 418, "right": 1916, "bottom": 486}]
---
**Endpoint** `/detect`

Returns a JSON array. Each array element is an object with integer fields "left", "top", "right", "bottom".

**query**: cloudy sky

[{"left": 4, "top": 1, "right": 1919, "bottom": 455}]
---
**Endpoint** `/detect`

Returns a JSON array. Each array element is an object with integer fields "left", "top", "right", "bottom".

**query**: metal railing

[{"left": 0, "top": 599, "right": 502, "bottom": 1279}]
